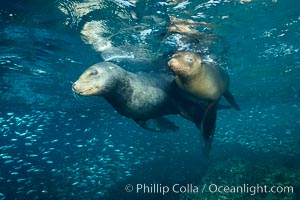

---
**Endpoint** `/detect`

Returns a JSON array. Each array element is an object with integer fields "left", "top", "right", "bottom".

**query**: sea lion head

[
  {"left": 168, "top": 52, "right": 203, "bottom": 78},
  {"left": 72, "top": 62, "right": 119, "bottom": 96}
]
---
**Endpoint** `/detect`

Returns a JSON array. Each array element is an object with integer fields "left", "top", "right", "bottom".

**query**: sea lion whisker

[
  {"left": 77, "top": 88, "right": 93, "bottom": 95},
  {"left": 73, "top": 91, "right": 82, "bottom": 101}
]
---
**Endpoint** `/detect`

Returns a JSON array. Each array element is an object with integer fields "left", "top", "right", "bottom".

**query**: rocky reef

[{"left": 180, "top": 157, "right": 299, "bottom": 200}]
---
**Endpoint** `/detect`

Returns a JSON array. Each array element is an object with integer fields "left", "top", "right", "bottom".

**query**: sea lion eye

[
  {"left": 89, "top": 69, "right": 98, "bottom": 76},
  {"left": 186, "top": 56, "right": 194, "bottom": 63}
]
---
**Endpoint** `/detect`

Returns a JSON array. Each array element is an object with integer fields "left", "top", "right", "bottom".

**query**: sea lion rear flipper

[
  {"left": 223, "top": 90, "right": 240, "bottom": 111},
  {"left": 201, "top": 102, "right": 217, "bottom": 158},
  {"left": 135, "top": 117, "right": 179, "bottom": 132},
  {"left": 217, "top": 104, "right": 232, "bottom": 110}
]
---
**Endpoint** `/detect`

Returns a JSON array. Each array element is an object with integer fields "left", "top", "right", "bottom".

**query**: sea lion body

[
  {"left": 72, "top": 62, "right": 207, "bottom": 133},
  {"left": 169, "top": 52, "right": 226, "bottom": 101},
  {"left": 176, "top": 65, "right": 228, "bottom": 101},
  {"left": 168, "top": 52, "right": 240, "bottom": 155},
  {"left": 73, "top": 62, "right": 174, "bottom": 118},
  {"left": 168, "top": 52, "right": 239, "bottom": 108}
]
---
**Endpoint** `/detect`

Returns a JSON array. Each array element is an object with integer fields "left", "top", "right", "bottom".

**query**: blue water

[{"left": 0, "top": 0, "right": 299, "bottom": 200}]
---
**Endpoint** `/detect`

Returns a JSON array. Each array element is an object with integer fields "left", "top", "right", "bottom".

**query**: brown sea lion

[{"left": 168, "top": 52, "right": 240, "bottom": 153}]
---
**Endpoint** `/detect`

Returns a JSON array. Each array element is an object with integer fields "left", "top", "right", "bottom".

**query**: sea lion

[
  {"left": 168, "top": 52, "right": 240, "bottom": 153},
  {"left": 72, "top": 62, "right": 210, "bottom": 134}
]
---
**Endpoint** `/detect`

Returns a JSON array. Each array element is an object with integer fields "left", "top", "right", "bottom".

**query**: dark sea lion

[
  {"left": 72, "top": 62, "right": 209, "bottom": 134},
  {"left": 168, "top": 52, "right": 240, "bottom": 153}
]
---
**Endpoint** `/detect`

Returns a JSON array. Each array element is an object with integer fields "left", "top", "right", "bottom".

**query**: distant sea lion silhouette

[
  {"left": 168, "top": 52, "right": 240, "bottom": 154},
  {"left": 72, "top": 62, "right": 231, "bottom": 157}
]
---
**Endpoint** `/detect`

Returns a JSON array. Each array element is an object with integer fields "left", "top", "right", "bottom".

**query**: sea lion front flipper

[
  {"left": 135, "top": 117, "right": 180, "bottom": 132},
  {"left": 223, "top": 90, "right": 240, "bottom": 111},
  {"left": 201, "top": 102, "right": 218, "bottom": 158}
]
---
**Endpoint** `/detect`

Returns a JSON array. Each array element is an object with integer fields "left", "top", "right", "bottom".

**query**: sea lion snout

[
  {"left": 72, "top": 83, "right": 77, "bottom": 92},
  {"left": 72, "top": 82, "right": 84, "bottom": 94},
  {"left": 167, "top": 59, "right": 178, "bottom": 72},
  {"left": 72, "top": 80, "right": 95, "bottom": 96},
  {"left": 168, "top": 55, "right": 190, "bottom": 76},
  {"left": 167, "top": 59, "right": 174, "bottom": 68},
  {"left": 72, "top": 81, "right": 84, "bottom": 94}
]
